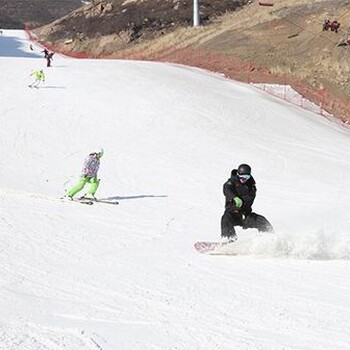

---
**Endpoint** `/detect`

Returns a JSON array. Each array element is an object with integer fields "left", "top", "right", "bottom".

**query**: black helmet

[{"left": 238, "top": 164, "right": 251, "bottom": 176}]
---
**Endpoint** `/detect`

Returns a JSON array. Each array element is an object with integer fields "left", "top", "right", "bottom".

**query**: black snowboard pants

[{"left": 221, "top": 210, "right": 273, "bottom": 238}]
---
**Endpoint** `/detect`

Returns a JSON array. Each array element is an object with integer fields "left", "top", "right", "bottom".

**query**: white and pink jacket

[{"left": 81, "top": 154, "right": 100, "bottom": 178}]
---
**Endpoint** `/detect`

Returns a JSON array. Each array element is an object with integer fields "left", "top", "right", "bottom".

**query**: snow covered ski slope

[{"left": 1, "top": 30, "right": 350, "bottom": 350}]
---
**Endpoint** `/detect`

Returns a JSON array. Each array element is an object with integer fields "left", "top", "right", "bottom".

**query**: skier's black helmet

[{"left": 238, "top": 164, "right": 251, "bottom": 176}]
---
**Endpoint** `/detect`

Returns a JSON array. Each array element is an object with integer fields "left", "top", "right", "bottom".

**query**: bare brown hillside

[
  {"left": 35, "top": 0, "right": 350, "bottom": 104},
  {"left": 34, "top": 0, "right": 250, "bottom": 51}
]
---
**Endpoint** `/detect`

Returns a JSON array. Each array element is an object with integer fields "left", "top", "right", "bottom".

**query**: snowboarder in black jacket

[{"left": 221, "top": 164, "right": 273, "bottom": 242}]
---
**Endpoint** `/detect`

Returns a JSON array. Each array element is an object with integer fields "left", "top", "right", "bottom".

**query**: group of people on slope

[
  {"left": 323, "top": 19, "right": 340, "bottom": 33},
  {"left": 66, "top": 150, "right": 273, "bottom": 242},
  {"left": 25, "top": 41, "right": 273, "bottom": 243},
  {"left": 321, "top": 18, "right": 350, "bottom": 48}
]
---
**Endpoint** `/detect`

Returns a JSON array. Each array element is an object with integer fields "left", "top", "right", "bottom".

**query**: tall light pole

[{"left": 193, "top": 0, "right": 200, "bottom": 27}]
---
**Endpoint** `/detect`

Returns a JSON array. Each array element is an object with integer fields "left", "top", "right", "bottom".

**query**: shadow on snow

[
  {"left": 102, "top": 194, "right": 168, "bottom": 201},
  {"left": 0, "top": 35, "right": 41, "bottom": 58}
]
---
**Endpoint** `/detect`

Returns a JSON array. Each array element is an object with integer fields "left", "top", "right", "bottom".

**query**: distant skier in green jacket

[
  {"left": 66, "top": 149, "right": 104, "bottom": 200},
  {"left": 29, "top": 69, "right": 45, "bottom": 88}
]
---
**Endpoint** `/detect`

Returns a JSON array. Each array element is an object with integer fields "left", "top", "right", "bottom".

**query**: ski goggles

[{"left": 238, "top": 174, "right": 251, "bottom": 181}]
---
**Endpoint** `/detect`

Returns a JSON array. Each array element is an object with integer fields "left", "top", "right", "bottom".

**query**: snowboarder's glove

[{"left": 233, "top": 197, "right": 243, "bottom": 208}]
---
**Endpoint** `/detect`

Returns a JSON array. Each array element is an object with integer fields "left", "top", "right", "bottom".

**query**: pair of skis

[{"left": 65, "top": 197, "right": 119, "bottom": 206}]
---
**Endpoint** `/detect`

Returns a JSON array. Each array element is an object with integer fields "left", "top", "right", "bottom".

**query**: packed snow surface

[{"left": 1, "top": 30, "right": 350, "bottom": 350}]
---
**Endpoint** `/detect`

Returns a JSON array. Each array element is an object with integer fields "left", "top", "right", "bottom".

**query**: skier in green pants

[
  {"left": 29, "top": 69, "right": 45, "bottom": 88},
  {"left": 66, "top": 149, "right": 104, "bottom": 200}
]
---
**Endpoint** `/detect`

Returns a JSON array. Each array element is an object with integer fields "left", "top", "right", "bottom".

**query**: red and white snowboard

[
  {"left": 194, "top": 241, "right": 221, "bottom": 254},
  {"left": 194, "top": 236, "right": 240, "bottom": 254},
  {"left": 195, "top": 241, "right": 238, "bottom": 254}
]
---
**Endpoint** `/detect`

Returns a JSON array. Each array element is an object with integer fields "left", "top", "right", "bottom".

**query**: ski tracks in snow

[{"left": 0, "top": 323, "right": 104, "bottom": 350}]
